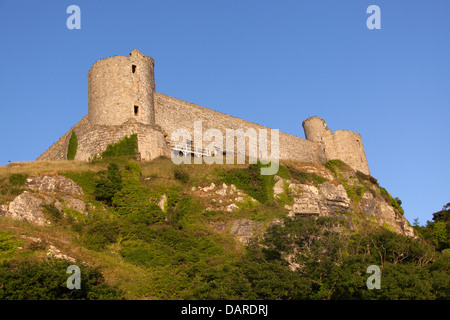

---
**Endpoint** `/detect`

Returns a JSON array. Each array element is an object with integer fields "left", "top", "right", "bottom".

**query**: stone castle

[{"left": 37, "top": 49, "right": 370, "bottom": 175}]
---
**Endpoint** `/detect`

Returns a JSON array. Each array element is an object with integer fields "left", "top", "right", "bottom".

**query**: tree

[{"left": 94, "top": 163, "right": 122, "bottom": 205}]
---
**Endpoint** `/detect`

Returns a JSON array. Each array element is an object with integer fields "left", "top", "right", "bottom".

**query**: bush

[
  {"left": 356, "top": 170, "right": 379, "bottom": 187},
  {"left": 67, "top": 131, "right": 78, "bottom": 160},
  {"left": 0, "top": 259, "right": 124, "bottom": 300},
  {"left": 83, "top": 219, "right": 120, "bottom": 251},
  {"left": 173, "top": 167, "right": 190, "bottom": 183},
  {"left": 219, "top": 162, "right": 275, "bottom": 203},
  {"left": 324, "top": 159, "right": 350, "bottom": 176},
  {"left": 0, "top": 230, "right": 19, "bottom": 257},
  {"left": 62, "top": 171, "right": 97, "bottom": 195},
  {"left": 112, "top": 162, "right": 164, "bottom": 225},
  {"left": 94, "top": 163, "right": 122, "bottom": 205},
  {"left": 380, "top": 187, "right": 404, "bottom": 215},
  {"left": 101, "top": 134, "right": 138, "bottom": 159},
  {"left": 9, "top": 173, "right": 27, "bottom": 186},
  {"left": 287, "top": 165, "right": 327, "bottom": 185},
  {"left": 41, "top": 203, "right": 63, "bottom": 222}
]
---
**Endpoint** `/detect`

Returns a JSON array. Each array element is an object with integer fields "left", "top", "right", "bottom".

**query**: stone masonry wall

[
  {"left": 302, "top": 116, "right": 370, "bottom": 175},
  {"left": 37, "top": 117, "right": 168, "bottom": 162},
  {"left": 88, "top": 49, "right": 155, "bottom": 126},
  {"left": 322, "top": 130, "right": 370, "bottom": 175},
  {"left": 37, "top": 115, "right": 90, "bottom": 161},
  {"left": 154, "top": 93, "right": 326, "bottom": 164}
]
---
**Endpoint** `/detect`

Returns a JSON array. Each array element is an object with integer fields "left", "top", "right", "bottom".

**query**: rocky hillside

[{"left": 1, "top": 157, "right": 446, "bottom": 300}]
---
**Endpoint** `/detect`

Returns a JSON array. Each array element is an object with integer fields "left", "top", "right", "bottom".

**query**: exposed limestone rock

[
  {"left": 0, "top": 204, "right": 8, "bottom": 217},
  {"left": 229, "top": 219, "right": 262, "bottom": 244},
  {"left": 25, "top": 175, "right": 84, "bottom": 195},
  {"left": 358, "top": 191, "right": 415, "bottom": 237},
  {"left": 289, "top": 182, "right": 350, "bottom": 217},
  {"left": 273, "top": 176, "right": 286, "bottom": 197},
  {"left": 158, "top": 194, "right": 168, "bottom": 212},
  {"left": 60, "top": 195, "right": 88, "bottom": 215},
  {"left": 202, "top": 183, "right": 216, "bottom": 192},
  {"left": 215, "top": 187, "right": 227, "bottom": 197},
  {"left": 47, "top": 245, "right": 76, "bottom": 263},
  {"left": 5, "top": 191, "right": 51, "bottom": 226},
  {"left": 270, "top": 163, "right": 415, "bottom": 237},
  {"left": 226, "top": 203, "right": 239, "bottom": 212}
]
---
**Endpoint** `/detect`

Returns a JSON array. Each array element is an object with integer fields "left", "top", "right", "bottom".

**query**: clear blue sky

[{"left": 0, "top": 0, "right": 449, "bottom": 226}]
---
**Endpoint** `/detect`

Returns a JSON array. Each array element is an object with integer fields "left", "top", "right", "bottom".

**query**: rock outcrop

[
  {"left": 229, "top": 219, "right": 262, "bottom": 244},
  {"left": 0, "top": 175, "right": 86, "bottom": 226},
  {"left": 25, "top": 175, "right": 84, "bottom": 195},
  {"left": 272, "top": 165, "right": 415, "bottom": 238},
  {"left": 3, "top": 191, "right": 52, "bottom": 226}
]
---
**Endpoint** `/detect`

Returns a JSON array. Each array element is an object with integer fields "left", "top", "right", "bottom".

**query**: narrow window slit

[
  {"left": 134, "top": 105, "right": 139, "bottom": 116},
  {"left": 132, "top": 65, "right": 136, "bottom": 73}
]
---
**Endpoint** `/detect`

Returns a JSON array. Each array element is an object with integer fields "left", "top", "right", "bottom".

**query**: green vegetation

[
  {"left": 100, "top": 134, "right": 138, "bottom": 159},
  {"left": 324, "top": 159, "right": 351, "bottom": 176},
  {"left": 94, "top": 163, "right": 122, "bottom": 205},
  {"left": 259, "top": 216, "right": 449, "bottom": 299},
  {"left": 217, "top": 162, "right": 275, "bottom": 203},
  {"left": 287, "top": 165, "right": 327, "bottom": 185},
  {"left": 380, "top": 187, "right": 405, "bottom": 215},
  {"left": 356, "top": 170, "right": 379, "bottom": 187},
  {"left": 414, "top": 203, "right": 450, "bottom": 251},
  {"left": 0, "top": 230, "right": 22, "bottom": 261},
  {"left": 67, "top": 131, "right": 78, "bottom": 160},
  {"left": 0, "top": 158, "right": 448, "bottom": 300},
  {"left": 173, "top": 166, "right": 190, "bottom": 183},
  {"left": 62, "top": 171, "right": 98, "bottom": 195},
  {"left": 9, "top": 173, "right": 27, "bottom": 186},
  {"left": 0, "top": 259, "right": 124, "bottom": 300},
  {"left": 325, "top": 160, "right": 365, "bottom": 203},
  {"left": 0, "top": 173, "right": 27, "bottom": 205}
]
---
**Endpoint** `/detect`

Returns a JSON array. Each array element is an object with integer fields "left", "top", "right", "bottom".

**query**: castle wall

[
  {"left": 322, "top": 130, "right": 370, "bottom": 175},
  {"left": 37, "top": 118, "right": 168, "bottom": 162},
  {"left": 154, "top": 93, "right": 325, "bottom": 164},
  {"left": 88, "top": 50, "right": 155, "bottom": 126},
  {"left": 37, "top": 50, "right": 371, "bottom": 176},
  {"left": 36, "top": 115, "right": 90, "bottom": 161},
  {"left": 302, "top": 116, "right": 370, "bottom": 175}
]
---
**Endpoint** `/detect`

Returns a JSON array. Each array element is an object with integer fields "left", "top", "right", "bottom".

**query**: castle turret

[
  {"left": 302, "top": 116, "right": 332, "bottom": 142},
  {"left": 88, "top": 49, "right": 156, "bottom": 126},
  {"left": 303, "top": 116, "right": 370, "bottom": 175}
]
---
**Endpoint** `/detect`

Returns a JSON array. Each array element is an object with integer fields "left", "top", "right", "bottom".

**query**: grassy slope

[{"left": 0, "top": 157, "right": 405, "bottom": 299}]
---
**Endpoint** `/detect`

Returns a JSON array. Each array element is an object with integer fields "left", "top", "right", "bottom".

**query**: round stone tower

[
  {"left": 88, "top": 49, "right": 156, "bottom": 126},
  {"left": 302, "top": 116, "right": 331, "bottom": 142},
  {"left": 302, "top": 116, "right": 370, "bottom": 175}
]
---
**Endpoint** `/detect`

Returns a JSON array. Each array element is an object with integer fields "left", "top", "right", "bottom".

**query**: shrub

[
  {"left": 112, "top": 162, "right": 164, "bottom": 224},
  {"left": 83, "top": 219, "right": 120, "bottom": 251},
  {"left": 0, "top": 259, "right": 124, "bottom": 300},
  {"left": 356, "top": 170, "right": 379, "bottom": 187},
  {"left": 62, "top": 171, "right": 97, "bottom": 195},
  {"left": 101, "top": 134, "right": 138, "bottom": 159},
  {"left": 287, "top": 166, "right": 327, "bottom": 185},
  {"left": 380, "top": 187, "right": 404, "bottom": 215},
  {"left": 94, "top": 163, "right": 122, "bottom": 205},
  {"left": 346, "top": 185, "right": 366, "bottom": 204},
  {"left": 9, "top": 173, "right": 27, "bottom": 186},
  {"left": 0, "top": 230, "right": 19, "bottom": 256},
  {"left": 173, "top": 167, "right": 190, "bottom": 183},
  {"left": 324, "top": 159, "right": 351, "bottom": 177},
  {"left": 67, "top": 131, "right": 78, "bottom": 160},
  {"left": 41, "top": 203, "right": 63, "bottom": 222},
  {"left": 219, "top": 162, "right": 275, "bottom": 203}
]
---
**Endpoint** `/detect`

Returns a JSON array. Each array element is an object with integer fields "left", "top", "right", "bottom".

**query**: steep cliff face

[{"left": 273, "top": 161, "right": 415, "bottom": 237}]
